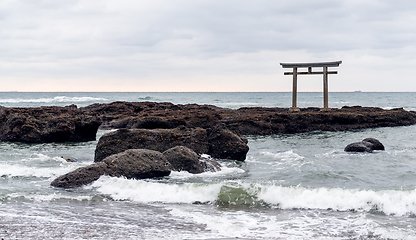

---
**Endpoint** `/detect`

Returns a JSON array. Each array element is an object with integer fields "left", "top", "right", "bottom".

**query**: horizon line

[{"left": 1, "top": 91, "right": 414, "bottom": 93}]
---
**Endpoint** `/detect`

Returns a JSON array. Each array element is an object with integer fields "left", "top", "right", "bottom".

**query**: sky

[{"left": 1, "top": 0, "right": 416, "bottom": 92}]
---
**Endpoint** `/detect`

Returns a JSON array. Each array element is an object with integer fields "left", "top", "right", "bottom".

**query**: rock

[
  {"left": 61, "top": 156, "right": 79, "bottom": 162},
  {"left": 0, "top": 106, "right": 101, "bottom": 143},
  {"left": 199, "top": 156, "right": 222, "bottom": 173},
  {"left": 362, "top": 138, "right": 385, "bottom": 150},
  {"left": 51, "top": 149, "right": 171, "bottom": 188},
  {"left": 344, "top": 138, "right": 385, "bottom": 153},
  {"left": 94, "top": 124, "right": 249, "bottom": 162},
  {"left": 94, "top": 127, "right": 209, "bottom": 162},
  {"left": 104, "top": 149, "right": 171, "bottom": 179},
  {"left": 344, "top": 141, "right": 374, "bottom": 153},
  {"left": 80, "top": 102, "right": 416, "bottom": 135},
  {"left": 50, "top": 162, "right": 108, "bottom": 188},
  {"left": 163, "top": 146, "right": 221, "bottom": 173},
  {"left": 207, "top": 123, "right": 249, "bottom": 161}
]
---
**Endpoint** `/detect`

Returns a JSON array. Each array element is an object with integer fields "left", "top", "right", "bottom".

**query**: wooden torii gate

[{"left": 280, "top": 60, "right": 342, "bottom": 111}]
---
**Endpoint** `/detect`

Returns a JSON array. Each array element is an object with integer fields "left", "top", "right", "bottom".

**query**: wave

[
  {"left": 92, "top": 177, "right": 416, "bottom": 216},
  {"left": 0, "top": 96, "right": 107, "bottom": 104},
  {"left": 260, "top": 150, "right": 305, "bottom": 162},
  {"left": 0, "top": 158, "right": 90, "bottom": 179}
]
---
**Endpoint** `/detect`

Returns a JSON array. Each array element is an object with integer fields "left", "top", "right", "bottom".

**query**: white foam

[
  {"left": 167, "top": 206, "right": 395, "bottom": 239},
  {"left": 0, "top": 96, "right": 106, "bottom": 104},
  {"left": 6, "top": 192, "right": 94, "bottom": 202},
  {"left": 261, "top": 150, "right": 305, "bottom": 161},
  {"left": 259, "top": 185, "right": 416, "bottom": 216},
  {"left": 92, "top": 176, "right": 223, "bottom": 204},
  {"left": 92, "top": 176, "right": 416, "bottom": 216},
  {"left": 0, "top": 161, "right": 90, "bottom": 178},
  {"left": 169, "top": 165, "right": 245, "bottom": 179},
  {"left": 169, "top": 207, "right": 274, "bottom": 238}
]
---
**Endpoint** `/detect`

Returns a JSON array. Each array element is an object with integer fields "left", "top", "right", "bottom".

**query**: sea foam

[
  {"left": 92, "top": 176, "right": 223, "bottom": 204},
  {"left": 258, "top": 184, "right": 416, "bottom": 216},
  {"left": 92, "top": 176, "right": 416, "bottom": 216},
  {"left": 0, "top": 96, "right": 106, "bottom": 104}
]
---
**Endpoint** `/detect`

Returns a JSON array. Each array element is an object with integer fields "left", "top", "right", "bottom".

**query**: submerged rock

[
  {"left": 344, "top": 138, "right": 385, "bottom": 153},
  {"left": 362, "top": 138, "right": 385, "bottom": 150}
]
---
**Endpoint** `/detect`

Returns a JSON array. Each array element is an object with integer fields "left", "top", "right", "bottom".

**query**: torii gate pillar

[{"left": 280, "top": 61, "right": 342, "bottom": 112}]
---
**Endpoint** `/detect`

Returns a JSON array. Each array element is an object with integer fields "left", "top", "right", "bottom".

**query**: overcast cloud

[{"left": 1, "top": 0, "right": 416, "bottom": 91}]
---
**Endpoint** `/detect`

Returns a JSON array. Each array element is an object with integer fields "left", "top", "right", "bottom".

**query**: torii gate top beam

[{"left": 280, "top": 61, "right": 342, "bottom": 68}]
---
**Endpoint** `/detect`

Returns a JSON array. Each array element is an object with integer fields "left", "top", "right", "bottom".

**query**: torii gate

[{"left": 280, "top": 61, "right": 342, "bottom": 111}]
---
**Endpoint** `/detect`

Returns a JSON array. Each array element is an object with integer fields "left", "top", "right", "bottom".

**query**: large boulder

[
  {"left": 163, "top": 146, "right": 221, "bottom": 174},
  {"left": 94, "top": 127, "right": 209, "bottom": 162},
  {"left": 0, "top": 105, "right": 101, "bottom": 143},
  {"left": 51, "top": 149, "right": 171, "bottom": 188},
  {"left": 207, "top": 123, "right": 249, "bottom": 161},
  {"left": 344, "top": 138, "right": 385, "bottom": 153},
  {"left": 50, "top": 162, "right": 108, "bottom": 188},
  {"left": 104, "top": 149, "right": 171, "bottom": 179}
]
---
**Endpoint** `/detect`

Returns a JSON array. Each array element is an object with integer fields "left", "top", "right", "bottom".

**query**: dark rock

[
  {"left": 199, "top": 157, "right": 222, "bottom": 173},
  {"left": 94, "top": 127, "right": 209, "bottom": 162},
  {"left": 344, "top": 138, "right": 385, "bottom": 153},
  {"left": 51, "top": 149, "right": 171, "bottom": 188},
  {"left": 0, "top": 106, "right": 101, "bottom": 143},
  {"left": 61, "top": 156, "right": 79, "bottom": 162},
  {"left": 50, "top": 162, "right": 108, "bottom": 188},
  {"left": 104, "top": 149, "right": 171, "bottom": 179},
  {"left": 362, "top": 138, "right": 385, "bottom": 150},
  {"left": 344, "top": 141, "right": 374, "bottom": 153},
  {"left": 163, "top": 146, "right": 221, "bottom": 174},
  {"left": 80, "top": 102, "right": 416, "bottom": 135},
  {"left": 207, "top": 123, "right": 249, "bottom": 161}
]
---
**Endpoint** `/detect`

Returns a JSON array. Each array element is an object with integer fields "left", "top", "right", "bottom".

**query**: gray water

[{"left": 1, "top": 92, "right": 416, "bottom": 239}]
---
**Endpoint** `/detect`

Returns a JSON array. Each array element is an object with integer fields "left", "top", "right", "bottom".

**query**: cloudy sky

[{"left": 1, "top": 0, "right": 416, "bottom": 92}]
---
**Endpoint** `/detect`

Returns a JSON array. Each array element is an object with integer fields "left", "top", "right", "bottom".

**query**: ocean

[{"left": 1, "top": 92, "right": 416, "bottom": 239}]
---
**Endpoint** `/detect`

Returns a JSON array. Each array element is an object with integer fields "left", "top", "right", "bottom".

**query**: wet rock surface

[
  {"left": 2, "top": 102, "right": 415, "bottom": 144},
  {"left": 94, "top": 127, "right": 210, "bottom": 162},
  {"left": 80, "top": 102, "right": 416, "bottom": 135},
  {"left": 344, "top": 138, "right": 385, "bottom": 153},
  {"left": 163, "top": 146, "right": 221, "bottom": 174},
  {"left": 51, "top": 149, "right": 171, "bottom": 188},
  {"left": 94, "top": 124, "right": 249, "bottom": 162},
  {"left": 0, "top": 105, "right": 101, "bottom": 143},
  {"left": 51, "top": 147, "right": 221, "bottom": 188}
]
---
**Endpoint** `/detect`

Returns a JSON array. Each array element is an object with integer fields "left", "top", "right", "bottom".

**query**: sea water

[{"left": 1, "top": 92, "right": 416, "bottom": 239}]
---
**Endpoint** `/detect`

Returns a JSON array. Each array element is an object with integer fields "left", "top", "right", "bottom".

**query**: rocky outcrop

[
  {"left": 0, "top": 105, "right": 101, "bottom": 143},
  {"left": 2, "top": 102, "right": 414, "bottom": 143},
  {"left": 94, "top": 127, "right": 209, "bottom": 162},
  {"left": 51, "top": 149, "right": 171, "bottom": 188},
  {"left": 344, "top": 138, "right": 385, "bottom": 153},
  {"left": 51, "top": 147, "right": 222, "bottom": 188},
  {"left": 163, "top": 146, "right": 221, "bottom": 174},
  {"left": 103, "top": 149, "right": 171, "bottom": 179},
  {"left": 80, "top": 102, "right": 416, "bottom": 135},
  {"left": 207, "top": 123, "right": 249, "bottom": 161},
  {"left": 94, "top": 125, "right": 249, "bottom": 162}
]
